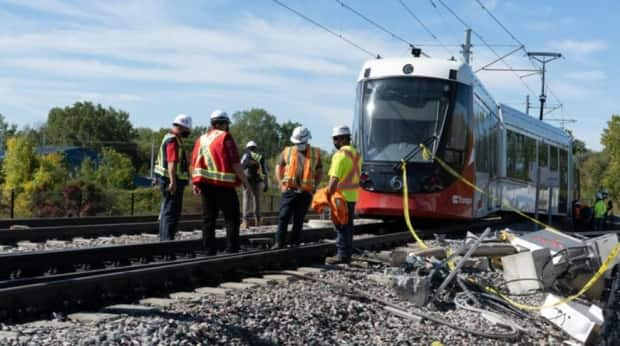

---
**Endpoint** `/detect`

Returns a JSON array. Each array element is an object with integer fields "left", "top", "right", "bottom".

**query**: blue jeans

[
  {"left": 335, "top": 202, "right": 356, "bottom": 260},
  {"left": 158, "top": 178, "right": 187, "bottom": 241},
  {"left": 275, "top": 190, "right": 312, "bottom": 246}
]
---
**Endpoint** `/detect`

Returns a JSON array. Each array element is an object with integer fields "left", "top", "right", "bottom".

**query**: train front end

[{"left": 353, "top": 58, "right": 476, "bottom": 220}]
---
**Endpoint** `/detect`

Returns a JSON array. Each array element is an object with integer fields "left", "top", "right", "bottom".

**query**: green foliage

[
  {"left": 78, "top": 157, "right": 97, "bottom": 183},
  {"left": 96, "top": 147, "right": 135, "bottom": 189},
  {"left": 45, "top": 101, "right": 137, "bottom": 147},
  {"left": 601, "top": 115, "right": 620, "bottom": 204},
  {"left": 230, "top": 108, "right": 281, "bottom": 161},
  {"left": 2, "top": 136, "right": 36, "bottom": 199},
  {"left": 0, "top": 113, "right": 17, "bottom": 150},
  {"left": 15, "top": 153, "right": 68, "bottom": 217}
]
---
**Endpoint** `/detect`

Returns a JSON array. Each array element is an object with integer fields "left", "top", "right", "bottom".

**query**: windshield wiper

[{"left": 393, "top": 135, "right": 438, "bottom": 171}]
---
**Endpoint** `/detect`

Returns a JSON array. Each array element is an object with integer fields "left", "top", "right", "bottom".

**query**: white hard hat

[
  {"left": 173, "top": 113, "right": 192, "bottom": 129},
  {"left": 290, "top": 126, "right": 311, "bottom": 144},
  {"left": 246, "top": 140, "right": 257, "bottom": 148},
  {"left": 210, "top": 109, "right": 230, "bottom": 123},
  {"left": 332, "top": 125, "right": 351, "bottom": 137}
]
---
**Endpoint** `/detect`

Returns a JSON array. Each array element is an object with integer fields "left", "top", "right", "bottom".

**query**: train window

[
  {"left": 525, "top": 136, "right": 536, "bottom": 182},
  {"left": 550, "top": 146, "right": 558, "bottom": 171},
  {"left": 538, "top": 142, "right": 548, "bottom": 167},
  {"left": 442, "top": 83, "right": 471, "bottom": 170},
  {"left": 360, "top": 77, "right": 451, "bottom": 162},
  {"left": 506, "top": 130, "right": 534, "bottom": 182},
  {"left": 559, "top": 149, "right": 568, "bottom": 213}
]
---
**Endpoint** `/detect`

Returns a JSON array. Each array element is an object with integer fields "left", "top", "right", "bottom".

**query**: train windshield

[{"left": 360, "top": 78, "right": 452, "bottom": 162}]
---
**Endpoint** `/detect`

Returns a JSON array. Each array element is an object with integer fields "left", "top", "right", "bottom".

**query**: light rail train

[{"left": 352, "top": 56, "right": 577, "bottom": 220}]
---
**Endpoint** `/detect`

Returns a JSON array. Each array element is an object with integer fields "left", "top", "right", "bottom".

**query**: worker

[
  {"left": 273, "top": 126, "right": 322, "bottom": 249},
  {"left": 593, "top": 192, "right": 606, "bottom": 231},
  {"left": 241, "top": 140, "right": 269, "bottom": 229},
  {"left": 154, "top": 113, "right": 192, "bottom": 241},
  {"left": 191, "top": 110, "right": 250, "bottom": 255},
  {"left": 324, "top": 125, "right": 362, "bottom": 264}
]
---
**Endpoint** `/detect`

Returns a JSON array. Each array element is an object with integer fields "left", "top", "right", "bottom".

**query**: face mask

[
  {"left": 296, "top": 143, "right": 307, "bottom": 151},
  {"left": 180, "top": 131, "right": 190, "bottom": 138}
]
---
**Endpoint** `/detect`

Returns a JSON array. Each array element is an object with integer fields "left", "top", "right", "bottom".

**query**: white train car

[{"left": 353, "top": 55, "right": 576, "bottom": 220}]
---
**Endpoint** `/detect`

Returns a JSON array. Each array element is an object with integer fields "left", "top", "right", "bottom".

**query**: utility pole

[
  {"left": 527, "top": 52, "right": 562, "bottom": 121},
  {"left": 461, "top": 28, "right": 472, "bottom": 65},
  {"left": 525, "top": 95, "right": 530, "bottom": 115}
]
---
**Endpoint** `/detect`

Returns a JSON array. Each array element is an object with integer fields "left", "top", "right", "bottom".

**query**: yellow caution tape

[
  {"left": 485, "top": 242, "right": 620, "bottom": 311},
  {"left": 401, "top": 160, "right": 428, "bottom": 249},
  {"left": 419, "top": 144, "right": 562, "bottom": 235},
  {"left": 415, "top": 143, "right": 620, "bottom": 310}
]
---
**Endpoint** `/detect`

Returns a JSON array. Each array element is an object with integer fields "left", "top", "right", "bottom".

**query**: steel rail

[{"left": 0, "top": 228, "right": 407, "bottom": 322}]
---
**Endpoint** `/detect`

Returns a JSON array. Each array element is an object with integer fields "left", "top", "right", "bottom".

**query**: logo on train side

[{"left": 451, "top": 195, "right": 472, "bottom": 205}]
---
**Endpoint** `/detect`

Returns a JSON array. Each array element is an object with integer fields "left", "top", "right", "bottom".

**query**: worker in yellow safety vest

[
  {"left": 594, "top": 191, "right": 607, "bottom": 231},
  {"left": 273, "top": 126, "right": 322, "bottom": 249},
  {"left": 325, "top": 125, "right": 362, "bottom": 264},
  {"left": 154, "top": 114, "right": 192, "bottom": 241}
]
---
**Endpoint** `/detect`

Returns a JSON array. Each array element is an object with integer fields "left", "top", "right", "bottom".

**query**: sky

[{"left": 0, "top": 0, "right": 617, "bottom": 151}]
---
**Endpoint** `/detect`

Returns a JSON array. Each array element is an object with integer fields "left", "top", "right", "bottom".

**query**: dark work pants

[
  {"left": 199, "top": 183, "right": 240, "bottom": 253},
  {"left": 335, "top": 202, "right": 356, "bottom": 260},
  {"left": 275, "top": 190, "right": 312, "bottom": 246},
  {"left": 159, "top": 178, "right": 187, "bottom": 241}
]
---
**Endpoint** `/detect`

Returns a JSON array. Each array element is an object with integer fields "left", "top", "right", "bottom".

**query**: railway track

[
  {"left": 0, "top": 212, "right": 314, "bottom": 244},
  {"left": 0, "top": 217, "right": 506, "bottom": 323}
]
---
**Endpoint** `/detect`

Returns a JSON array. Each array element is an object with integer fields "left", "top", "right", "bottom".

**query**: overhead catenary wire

[
  {"left": 334, "top": 0, "right": 430, "bottom": 57},
  {"left": 271, "top": 0, "right": 379, "bottom": 58},
  {"left": 397, "top": 0, "right": 454, "bottom": 57},
  {"left": 473, "top": 0, "right": 564, "bottom": 114},
  {"left": 435, "top": 0, "right": 536, "bottom": 95}
]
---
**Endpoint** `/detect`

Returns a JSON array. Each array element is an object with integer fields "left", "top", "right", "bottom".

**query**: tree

[
  {"left": 21, "top": 153, "right": 69, "bottom": 217},
  {"left": 579, "top": 152, "right": 608, "bottom": 204},
  {"left": 45, "top": 101, "right": 138, "bottom": 160},
  {"left": 0, "top": 114, "right": 17, "bottom": 151},
  {"left": 96, "top": 147, "right": 135, "bottom": 189},
  {"left": 230, "top": 109, "right": 282, "bottom": 161},
  {"left": 2, "top": 136, "right": 36, "bottom": 199},
  {"left": 601, "top": 115, "right": 620, "bottom": 203},
  {"left": 277, "top": 120, "right": 302, "bottom": 149}
]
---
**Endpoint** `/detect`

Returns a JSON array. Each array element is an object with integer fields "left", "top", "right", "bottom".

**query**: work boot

[
  {"left": 241, "top": 221, "right": 248, "bottom": 230},
  {"left": 271, "top": 243, "right": 284, "bottom": 250},
  {"left": 325, "top": 256, "right": 350, "bottom": 265}
]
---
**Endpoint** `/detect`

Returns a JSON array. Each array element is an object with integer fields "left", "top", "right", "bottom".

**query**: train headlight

[{"left": 390, "top": 176, "right": 403, "bottom": 191}]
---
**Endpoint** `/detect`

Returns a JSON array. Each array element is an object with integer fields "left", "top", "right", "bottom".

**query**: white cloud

[
  {"left": 564, "top": 70, "right": 607, "bottom": 82},
  {"left": 548, "top": 39, "right": 608, "bottom": 56}
]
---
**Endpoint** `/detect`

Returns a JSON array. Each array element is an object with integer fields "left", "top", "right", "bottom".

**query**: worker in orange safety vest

[
  {"left": 273, "top": 126, "right": 322, "bottom": 249},
  {"left": 191, "top": 110, "right": 250, "bottom": 255},
  {"left": 324, "top": 125, "right": 362, "bottom": 264}
]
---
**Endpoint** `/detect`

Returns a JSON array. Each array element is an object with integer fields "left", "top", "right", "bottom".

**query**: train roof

[
  {"left": 499, "top": 104, "right": 571, "bottom": 147},
  {"left": 358, "top": 57, "right": 474, "bottom": 85}
]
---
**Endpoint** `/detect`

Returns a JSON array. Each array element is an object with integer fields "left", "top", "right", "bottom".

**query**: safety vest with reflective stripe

[
  {"left": 337, "top": 146, "right": 362, "bottom": 197},
  {"left": 249, "top": 151, "right": 264, "bottom": 179},
  {"left": 282, "top": 145, "right": 321, "bottom": 192},
  {"left": 154, "top": 133, "right": 189, "bottom": 180},
  {"left": 191, "top": 129, "right": 240, "bottom": 187}
]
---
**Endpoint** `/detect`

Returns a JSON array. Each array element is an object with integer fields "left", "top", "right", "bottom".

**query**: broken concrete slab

[
  {"left": 501, "top": 247, "right": 552, "bottom": 294},
  {"left": 540, "top": 294, "right": 603, "bottom": 344},
  {"left": 139, "top": 298, "right": 176, "bottom": 308},
  {"left": 68, "top": 313, "right": 117, "bottom": 323},
  {"left": 368, "top": 273, "right": 391, "bottom": 285},
  {"left": 28, "top": 320, "right": 73, "bottom": 329},
  {"left": 280, "top": 270, "right": 305, "bottom": 277},
  {"left": 102, "top": 304, "right": 156, "bottom": 315}
]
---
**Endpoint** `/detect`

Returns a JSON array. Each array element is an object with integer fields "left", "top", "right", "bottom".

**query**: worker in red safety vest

[
  {"left": 325, "top": 125, "right": 362, "bottom": 264},
  {"left": 191, "top": 110, "right": 250, "bottom": 255},
  {"left": 154, "top": 113, "right": 192, "bottom": 241}
]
